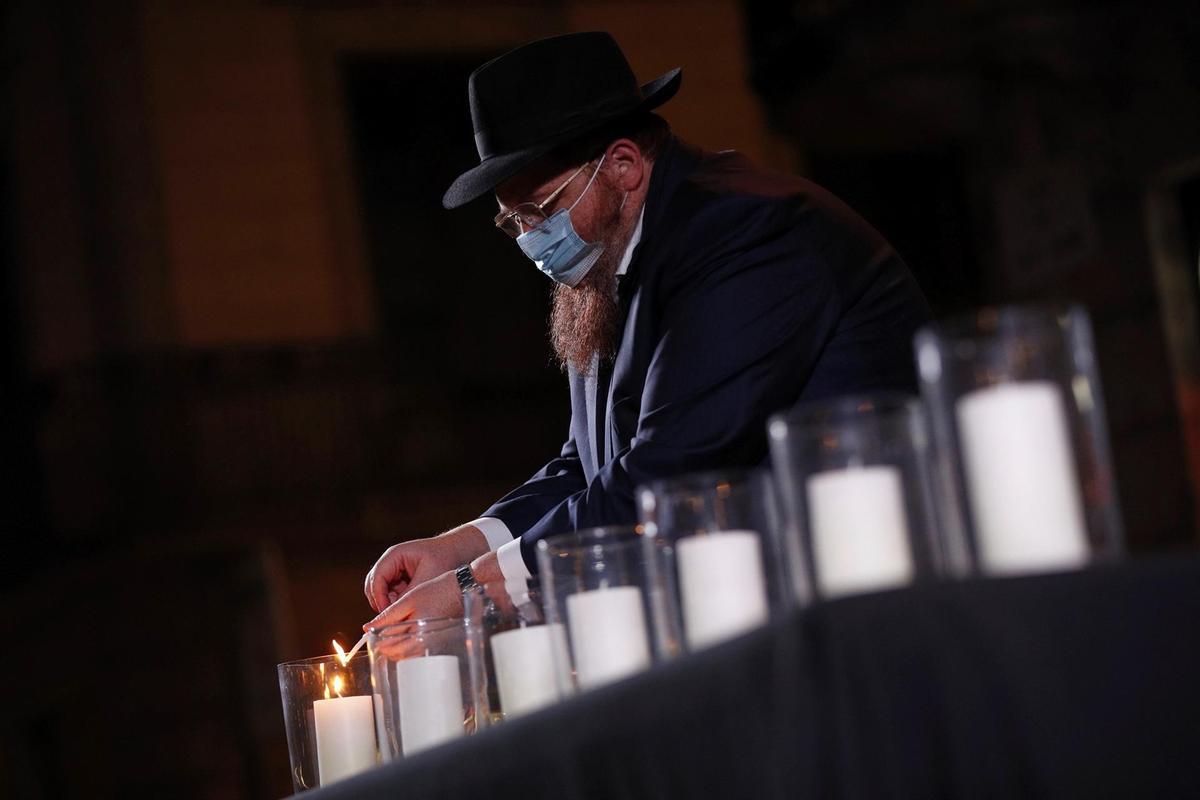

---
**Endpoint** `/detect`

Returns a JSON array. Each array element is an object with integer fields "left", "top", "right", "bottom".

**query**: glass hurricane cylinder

[
  {"left": 636, "top": 469, "right": 790, "bottom": 654},
  {"left": 914, "top": 305, "right": 1123, "bottom": 577},
  {"left": 277, "top": 650, "right": 379, "bottom": 792},
  {"left": 768, "top": 392, "right": 940, "bottom": 602},
  {"left": 367, "top": 616, "right": 488, "bottom": 761},
  {"left": 537, "top": 526, "right": 663, "bottom": 693},
  {"left": 463, "top": 581, "right": 571, "bottom": 722}
]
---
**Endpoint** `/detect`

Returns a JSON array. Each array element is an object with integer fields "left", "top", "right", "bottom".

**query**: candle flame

[
  {"left": 322, "top": 672, "right": 346, "bottom": 700},
  {"left": 333, "top": 639, "right": 350, "bottom": 666}
]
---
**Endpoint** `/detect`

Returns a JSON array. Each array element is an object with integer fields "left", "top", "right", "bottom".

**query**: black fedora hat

[{"left": 442, "top": 31, "right": 681, "bottom": 209}]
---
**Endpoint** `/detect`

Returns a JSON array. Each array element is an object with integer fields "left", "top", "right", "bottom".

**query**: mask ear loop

[{"left": 567, "top": 153, "right": 607, "bottom": 213}]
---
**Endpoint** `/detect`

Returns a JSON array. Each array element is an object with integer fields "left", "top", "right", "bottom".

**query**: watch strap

[{"left": 455, "top": 563, "right": 480, "bottom": 594}]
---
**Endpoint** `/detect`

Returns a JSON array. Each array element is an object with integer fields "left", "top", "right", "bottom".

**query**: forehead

[{"left": 495, "top": 157, "right": 575, "bottom": 209}]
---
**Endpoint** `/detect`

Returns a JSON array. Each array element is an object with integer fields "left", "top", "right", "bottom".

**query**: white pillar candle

[
  {"left": 565, "top": 586, "right": 651, "bottom": 689},
  {"left": 807, "top": 465, "right": 914, "bottom": 598},
  {"left": 675, "top": 530, "right": 769, "bottom": 649},
  {"left": 490, "top": 624, "right": 570, "bottom": 718},
  {"left": 956, "top": 380, "right": 1088, "bottom": 574},
  {"left": 395, "top": 655, "right": 464, "bottom": 755},
  {"left": 313, "top": 695, "right": 376, "bottom": 785}
]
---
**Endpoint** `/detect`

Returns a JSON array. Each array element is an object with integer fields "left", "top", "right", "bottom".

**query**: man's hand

[
  {"left": 363, "top": 524, "right": 489, "bottom": 613},
  {"left": 363, "top": 570, "right": 464, "bottom": 631},
  {"left": 362, "top": 550, "right": 508, "bottom": 631}
]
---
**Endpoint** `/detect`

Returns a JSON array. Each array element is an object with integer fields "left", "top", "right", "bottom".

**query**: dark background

[{"left": 2, "top": 0, "right": 1198, "bottom": 797}]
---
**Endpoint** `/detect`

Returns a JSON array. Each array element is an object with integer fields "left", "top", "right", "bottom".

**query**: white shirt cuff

[
  {"left": 470, "top": 517, "right": 514, "bottom": 552},
  {"left": 497, "top": 536, "right": 533, "bottom": 585}
]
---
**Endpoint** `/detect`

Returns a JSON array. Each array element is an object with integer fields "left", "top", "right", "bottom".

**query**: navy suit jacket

[{"left": 483, "top": 137, "right": 932, "bottom": 573}]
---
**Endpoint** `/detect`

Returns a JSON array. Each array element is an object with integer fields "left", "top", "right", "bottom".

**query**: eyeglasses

[{"left": 493, "top": 161, "right": 592, "bottom": 238}]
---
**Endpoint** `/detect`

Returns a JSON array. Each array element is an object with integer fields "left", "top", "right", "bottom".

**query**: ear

[{"left": 604, "top": 138, "right": 647, "bottom": 192}]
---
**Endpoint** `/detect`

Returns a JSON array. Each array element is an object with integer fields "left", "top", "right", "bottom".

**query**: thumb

[{"left": 364, "top": 593, "right": 413, "bottom": 633}]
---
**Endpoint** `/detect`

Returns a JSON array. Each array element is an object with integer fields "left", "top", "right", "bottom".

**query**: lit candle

[
  {"left": 806, "top": 465, "right": 914, "bottom": 598},
  {"left": 675, "top": 530, "right": 768, "bottom": 649},
  {"left": 956, "top": 380, "right": 1089, "bottom": 574},
  {"left": 565, "top": 586, "right": 650, "bottom": 689},
  {"left": 313, "top": 673, "right": 377, "bottom": 785},
  {"left": 395, "top": 655, "right": 464, "bottom": 755},
  {"left": 490, "top": 623, "right": 570, "bottom": 718}
]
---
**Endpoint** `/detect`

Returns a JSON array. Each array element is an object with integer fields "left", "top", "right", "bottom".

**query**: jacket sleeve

[
  {"left": 513, "top": 198, "right": 845, "bottom": 573},
  {"left": 480, "top": 429, "right": 588, "bottom": 540}
]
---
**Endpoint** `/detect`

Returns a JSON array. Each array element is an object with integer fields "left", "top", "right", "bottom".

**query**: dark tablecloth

[{"left": 296, "top": 554, "right": 1200, "bottom": 799}]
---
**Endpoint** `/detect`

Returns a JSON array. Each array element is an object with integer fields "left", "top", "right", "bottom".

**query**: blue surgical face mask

[{"left": 516, "top": 154, "right": 607, "bottom": 287}]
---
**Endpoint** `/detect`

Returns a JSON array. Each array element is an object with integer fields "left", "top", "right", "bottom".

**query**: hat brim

[{"left": 442, "top": 68, "right": 682, "bottom": 210}]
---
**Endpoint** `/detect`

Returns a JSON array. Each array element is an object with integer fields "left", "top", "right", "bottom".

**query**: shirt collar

[{"left": 615, "top": 206, "right": 644, "bottom": 278}]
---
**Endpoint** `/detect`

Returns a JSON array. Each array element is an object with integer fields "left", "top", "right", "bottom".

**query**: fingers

[
  {"left": 364, "top": 544, "right": 410, "bottom": 613},
  {"left": 365, "top": 568, "right": 393, "bottom": 614},
  {"left": 369, "top": 572, "right": 404, "bottom": 614},
  {"left": 364, "top": 571, "right": 381, "bottom": 613},
  {"left": 369, "top": 621, "right": 433, "bottom": 660},
  {"left": 364, "top": 550, "right": 387, "bottom": 612}
]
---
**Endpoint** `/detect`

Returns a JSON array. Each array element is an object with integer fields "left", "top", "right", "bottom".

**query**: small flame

[
  {"left": 322, "top": 672, "right": 346, "bottom": 700},
  {"left": 332, "top": 639, "right": 350, "bottom": 667}
]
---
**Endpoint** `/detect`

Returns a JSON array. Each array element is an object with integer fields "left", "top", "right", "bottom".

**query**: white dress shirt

[{"left": 470, "top": 207, "right": 645, "bottom": 594}]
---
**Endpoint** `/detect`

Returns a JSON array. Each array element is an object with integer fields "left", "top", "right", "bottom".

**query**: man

[{"left": 363, "top": 31, "right": 931, "bottom": 630}]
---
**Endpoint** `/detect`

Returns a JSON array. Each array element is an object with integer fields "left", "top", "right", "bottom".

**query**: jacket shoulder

[
  {"left": 648, "top": 151, "right": 817, "bottom": 287},
  {"left": 645, "top": 147, "right": 895, "bottom": 292}
]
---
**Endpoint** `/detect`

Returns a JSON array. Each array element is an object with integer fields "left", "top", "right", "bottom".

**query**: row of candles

[{"left": 279, "top": 304, "right": 1124, "bottom": 791}]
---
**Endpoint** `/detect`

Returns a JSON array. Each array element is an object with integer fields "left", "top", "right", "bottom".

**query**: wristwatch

[{"left": 455, "top": 563, "right": 481, "bottom": 594}]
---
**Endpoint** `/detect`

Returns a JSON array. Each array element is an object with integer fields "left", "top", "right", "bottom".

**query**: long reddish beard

[{"left": 549, "top": 184, "right": 636, "bottom": 375}]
